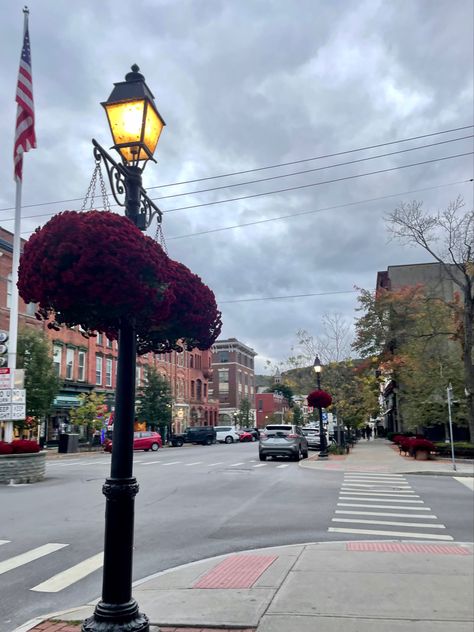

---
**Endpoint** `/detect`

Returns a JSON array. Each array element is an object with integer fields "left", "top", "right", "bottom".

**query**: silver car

[
  {"left": 301, "top": 427, "right": 321, "bottom": 450},
  {"left": 259, "top": 424, "right": 309, "bottom": 461}
]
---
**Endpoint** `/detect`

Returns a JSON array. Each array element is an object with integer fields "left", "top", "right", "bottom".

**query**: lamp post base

[{"left": 82, "top": 599, "right": 149, "bottom": 632}]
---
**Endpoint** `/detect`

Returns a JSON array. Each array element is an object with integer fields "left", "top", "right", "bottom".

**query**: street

[{"left": 1, "top": 442, "right": 473, "bottom": 632}]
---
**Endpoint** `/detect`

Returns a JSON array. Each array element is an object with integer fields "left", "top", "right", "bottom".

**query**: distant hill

[{"left": 255, "top": 366, "right": 314, "bottom": 396}]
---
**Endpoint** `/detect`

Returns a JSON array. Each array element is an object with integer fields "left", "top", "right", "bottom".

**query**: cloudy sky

[{"left": 1, "top": 0, "right": 472, "bottom": 373}]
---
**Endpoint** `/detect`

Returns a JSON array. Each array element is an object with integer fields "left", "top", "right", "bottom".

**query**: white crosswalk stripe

[
  {"left": 0, "top": 543, "right": 68, "bottom": 576},
  {"left": 329, "top": 473, "right": 454, "bottom": 541},
  {"left": 31, "top": 552, "right": 103, "bottom": 593},
  {"left": 276, "top": 464, "right": 289, "bottom": 469},
  {"left": 0, "top": 540, "right": 11, "bottom": 546}
]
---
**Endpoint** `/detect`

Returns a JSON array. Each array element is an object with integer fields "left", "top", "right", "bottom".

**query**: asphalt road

[{"left": 1, "top": 442, "right": 473, "bottom": 632}]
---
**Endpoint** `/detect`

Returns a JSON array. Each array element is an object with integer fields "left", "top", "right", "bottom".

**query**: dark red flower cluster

[
  {"left": 0, "top": 440, "right": 41, "bottom": 454},
  {"left": 307, "top": 389, "right": 332, "bottom": 409},
  {"left": 18, "top": 210, "right": 222, "bottom": 353}
]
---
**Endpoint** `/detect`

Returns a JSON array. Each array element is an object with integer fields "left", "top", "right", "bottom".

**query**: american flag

[{"left": 14, "top": 10, "right": 36, "bottom": 182}]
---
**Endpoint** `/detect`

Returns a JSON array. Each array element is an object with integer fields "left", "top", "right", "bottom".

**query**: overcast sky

[{"left": 1, "top": 0, "right": 473, "bottom": 373}]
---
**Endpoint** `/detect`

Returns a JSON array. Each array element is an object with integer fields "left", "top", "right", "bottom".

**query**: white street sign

[
  {"left": 0, "top": 405, "right": 11, "bottom": 420},
  {"left": 12, "top": 389, "right": 26, "bottom": 404},
  {"left": 0, "top": 369, "right": 11, "bottom": 389},
  {"left": 0, "top": 389, "right": 12, "bottom": 404},
  {"left": 11, "top": 404, "right": 26, "bottom": 420}
]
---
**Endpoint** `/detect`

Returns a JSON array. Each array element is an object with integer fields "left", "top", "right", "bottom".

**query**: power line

[
  {"left": 0, "top": 124, "right": 471, "bottom": 214},
  {"left": 219, "top": 290, "right": 359, "bottom": 304},
  {"left": 149, "top": 124, "right": 474, "bottom": 189},
  {"left": 162, "top": 152, "right": 474, "bottom": 214},
  {"left": 167, "top": 179, "right": 473, "bottom": 240},
  {"left": 152, "top": 135, "right": 473, "bottom": 200}
]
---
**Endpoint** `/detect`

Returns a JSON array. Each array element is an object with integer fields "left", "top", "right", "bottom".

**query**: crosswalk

[
  {"left": 328, "top": 472, "right": 454, "bottom": 541},
  {"left": 47, "top": 457, "right": 291, "bottom": 471}
]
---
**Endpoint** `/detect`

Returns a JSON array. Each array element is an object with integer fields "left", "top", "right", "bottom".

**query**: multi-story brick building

[
  {"left": 255, "top": 391, "right": 289, "bottom": 428},
  {"left": 0, "top": 227, "right": 218, "bottom": 442},
  {"left": 211, "top": 338, "right": 257, "bottom": 422}
]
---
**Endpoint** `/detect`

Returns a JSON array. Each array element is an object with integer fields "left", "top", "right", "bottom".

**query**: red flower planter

[
  {"left": 18, "top": 210, "right": 222, "bottom": 352},
  {"left": 307, "top": 389, "right": 332, "bottom": 409}
]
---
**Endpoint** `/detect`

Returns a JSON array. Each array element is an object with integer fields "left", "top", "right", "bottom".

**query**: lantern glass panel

[{"left": 143, "top": 104, "right": 164, "bottom": 157}]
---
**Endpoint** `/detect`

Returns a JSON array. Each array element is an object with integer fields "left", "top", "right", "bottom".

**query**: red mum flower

[{"left": 307, "top": 389, "right": 332, "bottom": 408}]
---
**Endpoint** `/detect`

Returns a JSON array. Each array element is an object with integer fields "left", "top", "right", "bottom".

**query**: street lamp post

[
  {"left": 82, "top": 65, "right": 165, "bottom": 632},
  {"left": 313, "top": 356, "right": 328, "bottom": 458}
]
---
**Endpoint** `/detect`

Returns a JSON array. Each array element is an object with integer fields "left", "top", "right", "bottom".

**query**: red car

[
  {"left": 104, "top": 431, "right": 162, "bottom": 453},
  {"left": 239, "top": 429, "right": 258, "bottom": 442}
]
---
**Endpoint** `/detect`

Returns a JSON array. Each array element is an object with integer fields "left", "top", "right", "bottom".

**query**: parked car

[
  {"left": 104, "top": 431, "right": 162, "bottom": 453},
  {"left": 215, "top": 425, "right": 241, "bottom": 444},
  {"left": 301, "top": 427, "right": 321, "bottom": 450},
  {"left": 185, "top": 426, "right": 217, "bottom": 445},
  {"left": 259, "top": 424, "right": 308, "bottom": 461},
  {"left": 170, "top": 433, "right": 186, "bottom": 447},
  {"left": 239, "top": 428, "right": 259, "bottom": 442}
]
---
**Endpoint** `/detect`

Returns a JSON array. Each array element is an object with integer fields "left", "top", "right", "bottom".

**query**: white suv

[{"left": 215, "top": 425, "right": 241, "bottom": 444}]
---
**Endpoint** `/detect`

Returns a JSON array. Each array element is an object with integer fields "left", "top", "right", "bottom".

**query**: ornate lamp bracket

[{"left": 92, "top": 138, "right": 162, "bottom": 229}]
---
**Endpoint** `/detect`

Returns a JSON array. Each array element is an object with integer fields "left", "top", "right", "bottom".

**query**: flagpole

[{"left": 6, "top": 6, "right": 32, "bottom": 443}]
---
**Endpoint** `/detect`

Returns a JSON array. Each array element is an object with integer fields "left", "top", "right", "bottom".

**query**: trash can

[{"left": 58, "top": 433, "right": 79, "bottom": 453}]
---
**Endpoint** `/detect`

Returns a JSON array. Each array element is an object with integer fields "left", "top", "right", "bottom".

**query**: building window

[
  {"left": 196, "top": 379, "right": 202, "bottom": 400},
  {"left": 96, "top": 355, "right": 103, "bottom": 385},
  {"left": 53, "top": 345, "right": 62, "bottom": 376},
  {"left": 189, "top": 355, "right": 194, "bottom": 368},
  {"left": 219, "top": 351, "right": 229, "bottom": 363},
  {"left": 66, "top": 348, "right": 74, "bottom": 380},
  {"left": 177, "top": 352, "right": 184, "bottom": 367},
  {"left": 191, "top": 381, "right": 195, "bottom": 398},
  {"left": 97, "top": 333, "right": 103, "bottom": 346},
  {"left": 203, "top": 383, "right": 207, "bottom": 398},
  {"left": 26, "top": 302, "right": 36, "bottom": 316},
  {"left": 258, "top": 399, "right": 263, "bottom": 411},
  {"left": 106, "top": 358, "right": 112, "bottom": 387},
  {"left": 106, "top": 337, "right": 113, "bottom": 348},
  {"left": 78, "top": 351, "right": 86, "bottom": 382},
  {"left": 6, "top": 273, "right": 12, "bottom": 308},
  {"left": 218, "top": 369, "right": 229, "bottom": 392},
  {"left": 196, "top": 355, "right": 201, "bottom": 369}
]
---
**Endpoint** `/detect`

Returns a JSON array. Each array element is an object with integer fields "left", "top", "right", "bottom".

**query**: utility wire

[
  {"left": 153, "top": 135, "right": 473, "bottom": 200},
  {"left": 162, "top": 152, "right": 474, "bottom": 214},
  {"left": 0, "top": 124, "right": 471, "bottom": 214},
  {"left": 167, "top": 179, "right": 473, "bottom": 240},
  {"left": 149, "top": 124, "right": 474, "bottom": 189},
  {"left": 16, "top": 177, "right": 473, "bottom": 238},
  {"left": 219, "top": 290, "right": 359, "bottom": 304}
]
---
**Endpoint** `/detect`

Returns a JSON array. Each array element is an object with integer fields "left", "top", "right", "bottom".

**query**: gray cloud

[{"left": 1, "top": 0, "right": 472, "bottom": 373}]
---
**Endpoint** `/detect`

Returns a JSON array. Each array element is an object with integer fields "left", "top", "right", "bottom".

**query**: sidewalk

[
  {"left": 301, "top": 438, "right": 474, "bottom": 476},
  {"left": 16, "top": 440, "right": 474, "bottom": 632}
]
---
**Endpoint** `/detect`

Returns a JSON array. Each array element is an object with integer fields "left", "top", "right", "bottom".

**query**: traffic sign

[
  {"left": 0, "top": 389, "right": 12, "bottom": 404},
  {"left": 10, "top": 403, "right": 26, "bottom": 420},
  {"left": 12, "top": 389, "right": 26, "bottom": 404},
  {"left": 0, "top": 369, "right": 11, "bottom": 389},
  {"left": 0, "top": 404, "right": 11, "bottom": 420}
]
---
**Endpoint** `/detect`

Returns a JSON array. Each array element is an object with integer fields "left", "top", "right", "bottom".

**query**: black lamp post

[
  {"left": 313, "top": 356, "right": 328, "bottom": 458},
  {"left": 82, "top": 65, "right": 165, "bottom": 632}
]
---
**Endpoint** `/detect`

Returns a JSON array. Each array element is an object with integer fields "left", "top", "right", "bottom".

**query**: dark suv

[{"left": 185, "top": 426, "right": 217, "bottom": 446}]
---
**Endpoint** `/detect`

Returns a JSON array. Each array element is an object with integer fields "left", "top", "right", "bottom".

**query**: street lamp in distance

[{"left": 313, "top": 356, "right": 328, "bottom": 458}]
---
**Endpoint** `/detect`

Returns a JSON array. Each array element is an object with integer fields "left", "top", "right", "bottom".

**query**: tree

[
  {"left": 16, "top": 328, "right": 60, "bottom": 432},
  {"left": 292, "top": 405, "right": 304, "bottom": 425},
  {"left": 236, "top": 397, "right": 254, "bottom": 427},
  {"left": 266, "top": 383, "right": 294, "bottom": 407},
  {"left": 387, "top": 196, "right": 473, "bottom": 439},
  {"left": 136, "top": 366, "right": 172, "bottom": 437},
  {"left": 353, "top": 284, "right": 465, "bottom": 436},
  {"left": 288, "top": 313, "right": 353, "bottom": 368},
  {"left": 69, "top": 391, "right": 106, "bottom": 442}
]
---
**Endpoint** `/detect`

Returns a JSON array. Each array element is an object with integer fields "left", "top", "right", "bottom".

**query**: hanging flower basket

[
  {"left": 307, "top": 389, "right": 332, "bottom": 408},
  {"left": 18, "top": 210, "right": 173, "bottom": 337},
  {"left": 18, "top": 210, "right": 222, "bottom": 352},
  {"left": 137, "top": 259, "right": 222, "bottom": 354}
]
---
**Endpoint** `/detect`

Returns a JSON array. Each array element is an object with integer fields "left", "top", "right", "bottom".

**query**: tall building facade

[
  {"left": 0, "top": 228, "right": 218, "bottom": 442},
  {"left": 376, "top": 262, "right": 463, "bottom": 435},
  {"left": 211, "top": 338, "right": 257, "bottom": 422}
]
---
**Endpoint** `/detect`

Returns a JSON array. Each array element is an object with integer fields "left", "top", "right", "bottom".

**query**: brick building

[
  {"left": 210, "top": 338, "right": 257, "bottom": 422},
  {"left": 0, "top": 228, "right": 218, "bottom": 441},
  {"left": 255, "top": 391, "right": 289, "bottom": 428}
]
